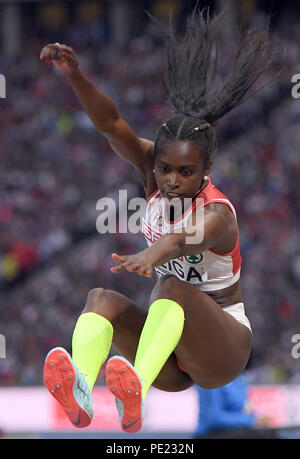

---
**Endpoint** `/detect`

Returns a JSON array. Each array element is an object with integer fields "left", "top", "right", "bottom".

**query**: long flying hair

[{"left": 151, "top": 5, "right": 280, "bottom": 167}]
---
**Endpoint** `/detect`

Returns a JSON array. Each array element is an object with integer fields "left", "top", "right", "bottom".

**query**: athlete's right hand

[{"left": 40, "top": 42, "right": 79, "bottom": 76}]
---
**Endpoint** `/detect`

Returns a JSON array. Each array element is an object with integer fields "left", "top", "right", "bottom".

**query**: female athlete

[{"left": 40, "top": 9, "right": 275, "bottom": 433}]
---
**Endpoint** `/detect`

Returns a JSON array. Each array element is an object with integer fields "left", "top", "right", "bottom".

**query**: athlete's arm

[
  {"left": 147, "top": 207, "right": 228, "bottom": 265},
  {"left": 110, "top": 205, "right": 229, "bottom": 277},
  {"left": 40, "top": 43, "right": 154, "bottom": 184}
]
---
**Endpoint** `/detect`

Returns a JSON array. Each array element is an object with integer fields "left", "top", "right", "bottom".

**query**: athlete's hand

[
  {"left": 40, "top": 42, "right": 79, "bottom": 76},
  {"left": 110, "top": 252, "right": 153, "bottom": 278}
]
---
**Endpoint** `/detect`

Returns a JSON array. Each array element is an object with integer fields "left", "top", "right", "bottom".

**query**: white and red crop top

[{"left": 142, "top": 176, "right": 241, "bottom": 292}]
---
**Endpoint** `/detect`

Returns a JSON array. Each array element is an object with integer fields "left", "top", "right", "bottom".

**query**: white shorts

[{"left": 222, "top": 302, "right": 252, "bottom": 332}]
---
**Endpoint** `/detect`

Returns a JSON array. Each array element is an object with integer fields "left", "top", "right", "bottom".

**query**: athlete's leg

[
  {"left": 83, "top": 288, "right": 193, "bottom": 392},
  {"left": 43, "top": 285, "right": 192, "bottom": 429},
  {"left": 87, "top": 288, "right": 193, "bottom": 433},
  {"left": 150, "top": 275, "right": 252, "bottom": 388},
  {"left": 43, "top": 288, "right": 115, "bottom": 428}
]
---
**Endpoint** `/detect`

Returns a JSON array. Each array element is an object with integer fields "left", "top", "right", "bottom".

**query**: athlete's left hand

[{"left": 110, "top": 252, "right": 153, "bottom": 277}]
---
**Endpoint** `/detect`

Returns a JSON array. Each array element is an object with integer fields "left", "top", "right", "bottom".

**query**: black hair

[{"left": 151, "top": 6, "right": 279, "bottom": 168}]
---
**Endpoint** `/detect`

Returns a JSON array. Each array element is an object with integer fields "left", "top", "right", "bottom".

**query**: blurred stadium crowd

[{"left": 0, "top": 2, "right": 300, "bottom": 387}]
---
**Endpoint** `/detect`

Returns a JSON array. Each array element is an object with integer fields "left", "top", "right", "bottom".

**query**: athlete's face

[{"left": 154, "top": 140, "right": 212, "bottom": 200}]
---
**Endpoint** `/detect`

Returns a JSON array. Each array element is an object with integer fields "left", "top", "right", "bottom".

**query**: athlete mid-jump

[{"left": 41, "top": 8, "right": 276, "bottom": 433}]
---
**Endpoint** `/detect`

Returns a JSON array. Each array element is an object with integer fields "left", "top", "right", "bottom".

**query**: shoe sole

[
  {"left": 43, "top": 347, "right": 92, "bottom": 428},
  {"left": 106, "top": 356, "right": 142, "bottom": 433}
]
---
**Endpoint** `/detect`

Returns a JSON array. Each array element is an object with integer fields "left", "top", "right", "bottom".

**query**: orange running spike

[
  {"left": 43, "top": 347, "right": 93, "bottom": 428},
  {"left": 106, "top": 356, "right": 143, "bottom": 433}
]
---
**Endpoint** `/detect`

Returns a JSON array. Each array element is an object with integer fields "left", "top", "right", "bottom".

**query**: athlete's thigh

[
  {"left": 150, "top": 276, "right": 252, "bottom": 388},
  {"left": 176, "top": 298, "right": 252, "bottom": 387}
]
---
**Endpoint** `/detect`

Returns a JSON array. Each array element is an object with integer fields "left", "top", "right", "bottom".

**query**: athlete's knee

[
  {"left": 84, "top": 288, "right": 132, "bottom": 323},
  {"left": 150, "top": 275, "right": 185, "bottom": 303},
  {"left": 85, "top": 288, "right": 119, "bottom": 315},
  {"left": 85, "top": 287, "right": 106, "bottom": 310}
]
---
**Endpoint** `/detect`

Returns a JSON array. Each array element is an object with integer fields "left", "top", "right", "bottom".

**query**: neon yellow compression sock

[
  {"left": 72, "top": 312, "right": 113, "bottom": 392},
  {"left": 134, "top": 299, "right": 185, "bottom": 400}
]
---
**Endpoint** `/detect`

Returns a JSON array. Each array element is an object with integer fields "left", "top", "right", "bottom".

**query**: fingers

[
  {"left": 110, "top": 253, "right": 152, "bottom": 277},
  {"left": 111, "top": 253, "right": 126, "bottom": 264},
  {"left": 111, "top": 253, "right": 128, "bottom": 273},
  {"left": 137, "top": 267, "right": 152, "bottom": 277},
  {"left": 40, "top": 44, "right": 60, "bottom": 62},
  {"left": 111, "top": 253, "right": 133, "bottom": 273},
  {"left": 56, "top": 43, "right": 78, "bottom": 64},
  {"left": 40, "top": 42, "right": 78, "bottom": 66},
  {"left": 111, "top": 264, "right": 152, "bottom": 277}
]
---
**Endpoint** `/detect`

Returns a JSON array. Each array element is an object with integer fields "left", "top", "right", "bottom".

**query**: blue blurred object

[{"left": 194, "top": 374, "right": 256, "bottom": 436}]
